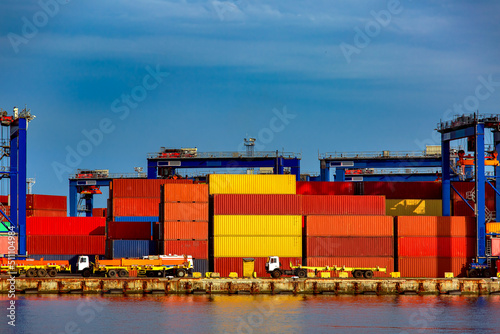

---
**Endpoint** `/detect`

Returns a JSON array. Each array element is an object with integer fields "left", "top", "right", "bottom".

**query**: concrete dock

[{"left": 2, "top": 277, "right": 500, "bottom": 295}]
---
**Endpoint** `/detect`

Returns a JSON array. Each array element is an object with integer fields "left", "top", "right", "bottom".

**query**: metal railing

[
  {"left": 437, "top": 113, "right": 500, "bottom": 131},
  {"left": 319, "top": 151, "right": 441, "bottom": 159},
  {"left": 69, "top": 172, "right": 147, "bottom": 180},
  {"left": 147, "top": 151, "right": 301, "bottom": 159},
  {"left": 350, "top": 168, "right": 441, "bottom": 175}
]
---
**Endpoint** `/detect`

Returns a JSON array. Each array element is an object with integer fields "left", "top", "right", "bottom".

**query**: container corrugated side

[
  {"left": 301, "top": 195, "right": 385, "bottom": 215},
  {"left": 92, "top": 208, "right": 107, "bottom": 218},
  {"left": 0, "top": 235, "right": 17, "bottom": 255},
  {"left": 386, "top": 199, "right": 443, "bottom": 216},
  {"left": 27, "top": 194, "right": 67, "bottom": 210},
  {"left": 214, "top": 236, "right": 302, "bottom": 257},
  {"left": 193, "top": 259, "right": 209, "bottom": 275},
  {"left": 162, "top": 203, "right": 209, "bottom": 221},
  {"left": 111, "top": 179, "right": 193, "bottom": 198},
  {"left": 486, "top": 223, "right": 500, "bottom": 234},
  {"left": 305, "top": 216, "right": 393, "bottom": 237},
  {"left": 397, "top": 216, "right": 476, "bottom": 237},
  {"left": 307, "top": 237, "right": 393, "bottom": 257},
  {"left": 112, "top": 198, "right": 161, "bottom": 217},
  {"left": 306, "top": 257, "right": 394, "bottom": 278},
  {"left": 107, "top": 221, "right": 152, "bottom": 240},
  {"left": 363, "top": 182, "right": 442, "bottom": 199},
  {"left": 26, "top": 210, "right": 67, "bottom": 218},
  {"left": 27, "top": 235, "right": 106, "bottom": 255},
  {"left": 27, "top": 217, "right": 106, "bottom": 236},
  {"left": 162, "top": 184, "right": 209, "bottom": 203},
  {"left": 209, "top": 174, "right": 296, "bottom": 195},
  {"left": 451, "top": 181, "right": 496, "bottom": 201},
  {"left": 161, "top": 221, "right": 208, "bottom": 240},
  {"left": 214, "top": 215, "right": 302, "bottom": 236},
  {"left": 398, "top": 257, "right": 471, "bottom": 278},
  {"left": 213, "top": 194, "right": 302, "bottom": 215},
  {"left": 453, "top": 199, "right": 495, "bottom": 216},
  {"left": 296, "top": 181, "right": 355, "bottom": 195},
  {"left": 114, "top": 216, "right": 158, "bottom": 222},
  {"left": 214, "top": 257, "right": 302, "bottom": 278},
  {"left": 109, "top": 240, "right": 157, "bottom": 259},
  {"left": 397, "top": 237, "right": 475, "bottom": 257},
  {"left": 160, "top": 240, "right": 208, "bottom": 259}
]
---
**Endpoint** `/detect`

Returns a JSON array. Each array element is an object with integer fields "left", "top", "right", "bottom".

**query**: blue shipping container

[
  {"left": 114, "top": 216, "right": 158, "bottom": 223},
  {"left": 109, "top": 240, "right": 157, "bottom": 259},
  {"left": 193, "top": 259, "right": 208, "bottom": 276}
]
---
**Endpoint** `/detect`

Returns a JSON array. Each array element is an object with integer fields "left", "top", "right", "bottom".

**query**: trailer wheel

[
  {"left": 48, "top": 269, "right": 57, "bottom": 277},
  {"left": 297, "top": 269, "right": 307, "bottom": 278},
  {"left": 363, "top": 270, "right": 374, "bottom": 279},
  {"left": 118, "top": 269, "right": 128, "bottom": 278},
  {"left": 82, "top": 268, "right": 92, "bottom": 278},
  {"left": 353, "top": 270, "right": 363, "bottom": 279},
  {"left": 177, "top": 269, "right": 187, "bottom": 278},
  {"left": 483, "top": 269, "right": 491, "bottom": 278},
  {"left": 108, "top": 270, "right": 117, "bottom": 278},
  {"left": 26, "top": 268, "right": 36, "bottom": 278},
  {"left": 468, "top": 269, "right": 479, "bottom": 278},
  {"left": 37, "top": 268, "right": 47, "bottom": 277},
  {"left": 272, "top": 269, "right": 282, "bottom": 279}
]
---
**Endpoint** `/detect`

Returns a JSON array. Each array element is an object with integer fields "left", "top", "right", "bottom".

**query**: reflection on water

[{"left": 1, "top": 294, "right": 500, "bottom": 333}]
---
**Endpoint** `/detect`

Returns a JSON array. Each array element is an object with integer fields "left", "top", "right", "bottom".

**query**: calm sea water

[{"left": 1, "top": 294, "right": 500, "bottom": 333}]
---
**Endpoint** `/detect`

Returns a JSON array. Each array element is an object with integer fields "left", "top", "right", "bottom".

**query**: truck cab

[
  {"left": 266, "top": 256, "right": 280, "bottom": 273},
  {"left": 77, "top": 256, "right": 91, "bottom": 272}
]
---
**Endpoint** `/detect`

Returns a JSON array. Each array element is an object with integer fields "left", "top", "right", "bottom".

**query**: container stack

[
  {"left": 27, "top": 194, "right": 67, "bottom": 217},
  {"left": 304, "top": 215, "right": 394, "bottom": 277},
  {"left": 451, "top": 182, "right": 496, "bottom": 216},
  {"left": 92, "top": 208, "right": 107, "bottom": 218},
  {"left": 296, "top": 181, "right": 355, "bottom": 195},
  {"left": 363, "top": 182, "right": 443, "bottom": 216},
  {"left": 211, "top": 174, "right": 302, "bottom": 277},
  {"left": 26, "top": 217, "right": 106, "bottom": 268},
  {"left": 159, "top": 183, "right": 209, "bottom": 274},
  {"left": 106, "top": 220, "right": 157, "bottom": 259},
  {"left": 397, "top": 216, "right": 475, "bottom": 277}
]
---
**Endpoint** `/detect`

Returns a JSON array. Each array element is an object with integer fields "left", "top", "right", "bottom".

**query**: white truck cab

[
  {"left": 77, "top": 256, "right": 90, "bottom": 272},
  {"left": 266, "top": 256, "right": 280, "bottom": 272}
]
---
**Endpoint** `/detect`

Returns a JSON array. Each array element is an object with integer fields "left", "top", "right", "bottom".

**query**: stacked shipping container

[
  {"left": 27, "top": 194, "right": 67, "bottom": 217},
  {"left": 397, "top": 216, "right": 475, "bottom": 277},
  {"left": 211, "top": 175, "right": 301, "bottom": 277},
  {"left": 451, "top": 182, "right": 496, "bottom": 216}
]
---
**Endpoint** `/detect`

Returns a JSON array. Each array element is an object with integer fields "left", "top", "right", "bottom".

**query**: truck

[
  {"left": 0, "top": 258, "right": 71, "bottom": 277},
  {"left": 77, "top": 255, "right": 193, "bottom": 278},
  {"left": 266, "top": 256, "right": 387, "bottom": 279}
]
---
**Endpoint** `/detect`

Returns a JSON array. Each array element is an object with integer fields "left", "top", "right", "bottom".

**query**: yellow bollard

[
  {"left": 192, "top": 272, "right": 202, "bottom": 278},
  {"left": 307, "top": 272, "right": 316, "bottom": 278},
  {"left": 339, "top": 272, "right": 349, "bottom": 278},
  {"left": 391, "top": 272, "right": 401, "bottom": 278},
  {"left": 444, "top": 272, "right": 454, "bottom": 278},
  {"left": 205, "top": 272, "right": 212, "bottom": 278},
  {"left": 210, "top": 272, "right": 221, "bottom": 278},
  {"left": 229, "top": 272, "right": 238, "bottom": 278}
]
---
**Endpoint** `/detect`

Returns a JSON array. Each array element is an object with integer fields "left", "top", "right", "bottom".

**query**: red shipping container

[
  {"left": 398, "top": 257, "right": 471, "bottom": 278},
  {"left": 92, "top": 208, "right": 107, "bottom": 218},
  {"left": 296, "top": 182, "right": 354, "bottom": 195},
  {"left": 107, "top": 221, "right": 152, "bottom": 240},
  {"left": 453, "top": 199, "right": 495, "bottom": 216},
  {"left": 306, "top": 257, "right": 394, "bottom": 278},
  {"left": 161, "top": 221, "right": 208, "bottom": 240},
  {"left": 301, "top": 195, "right": 385, "bottom": 215},
  {"left": 214, "top": 257, "right": 302, "bottom": 278},
  {"left": 27, "top": 194, "right": 67, "bottom": 211},
  {"left": 307, "top": 237, "right": 393, "bottom": 257},
  {"left": 397, "top": 216, "right": 476, "bottom": 237},
  {"left": 398, "top": 237, "right": 475, "bottom": 257},
  {"left": 492, "top": 238, "right": 500, "bottom": 256},
  {"left": 160, "top": 240, "right": 208, "bottom": 258},
  {"left": 27, "top": 235, "right": 106, "bottom": 255},
  {"left": 451, "top": 181, "right": 496, "bottom": 202},
  {"left": 27, "top": 210, "right": 67, "bottom": 218},
  {"left": 112, "top": 198, "right": 161, "bottom": 217},
  {"left": 213, "top": 194, "right": 302, "bottom": 215},
  {"left": 306, "top": 216, "right": 393, "bottom": 237},
  {"left": 27, "top": 217, "right": 106, "bottom": 236},
  {"left": 0, "top": 235, "right": 17, "bottom": 255},
  {"left": 162, "top": 184, "right": 209, "bottom": 203},
  {"left": 162, "top": 203, "right": 209, "bottom": 221},
  {"left": 112, "top": 179, "right": 193, "bottom": 198},
  {"left": 363, "top": 182, "right": 442, "bottom": 199},
  {"left": 0, "top": 196, "right": 8, "bottom": 205}
]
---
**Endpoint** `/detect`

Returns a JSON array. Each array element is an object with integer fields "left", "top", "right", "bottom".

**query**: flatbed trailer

[{"left": 0, "top": 258, "right": 71, "bottom": 277}]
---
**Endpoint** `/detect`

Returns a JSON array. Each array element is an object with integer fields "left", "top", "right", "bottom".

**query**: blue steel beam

[
  {"left": 495, "top": 131, "right": 500, "bottom": 222},
  {"left": 18, "top": 118, "right": 27, "bottom": 256},
  {"left": 326, "top": 158, "right": 442, "bottom": 169},
  {"left": 475, "top": 123, "right": 486, "bottom": 261},
  {"left": 9, "top": 129, "right": 17, "bottom": 236},
  {"left": 441, "top": 139, "right": 451, "bottom": 216},
  {"left": 345, "top": 174, "right": 440, "bottom": 182}
]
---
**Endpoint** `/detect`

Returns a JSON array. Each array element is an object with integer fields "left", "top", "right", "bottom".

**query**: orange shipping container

[
  {"left": 112, "top": 179, "right": 193, "bottom": 198},
  {"left": 162, "top": 184, "right": 209, "bottom": 203},
  {"left": 397, "top": 216, "right": 476, "bottom": 237},
  {"left": 112, "top": 198, "right": 160, "bottom": 217},
  {"left": 398, "top": 257, "right": 471, "bottom": 278},
  {"left": 160, "top": 221, "right": 209, "bottom": 240},
  {"left": 162, "top": 203, "right": 209, "bottom": 221},
  {"left": 306, "top": 216, "right": 393, "bottom": 237},
  {"left": 306, "top": 257, "right": 394, "bottom": 278}
]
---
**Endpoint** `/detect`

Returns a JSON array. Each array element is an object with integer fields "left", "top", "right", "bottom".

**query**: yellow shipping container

[
  {"left": 486, "top": 223, "right": 500, "bottom": 234},
  {"left": 209, "top": 174, "right": 296, "bottom": 195},
  {"left": 214, "top": 236, "right": 302, "bottom": 257},
  {"left": 214, "top": 215, "right": 302, "bottom": 236},
  {"left": 386, "top": 199, "right": 443, "bottom": 216}
]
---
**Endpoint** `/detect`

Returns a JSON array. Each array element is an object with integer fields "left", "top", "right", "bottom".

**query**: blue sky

[{"left": 1, "top": 0, "right": 500, "bottom": 206}]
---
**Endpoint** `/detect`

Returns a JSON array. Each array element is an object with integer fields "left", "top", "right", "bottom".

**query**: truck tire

[
  {"left": 82, "top": 268, "right": 92, "bottom": 278},
  {"left": 363, "top": 270, "right": 374, "bottom": 279},
  {"left": 48, "top": 269, "right": 57, "bottom": 277},
  {"left": 37, "top": 268, "right": 48, "bottom": 277},
  {"left": 483, "top": 269, "right": 491, "bottom": 278},
  {"left": 468, "top": 269, "right": 479, "bottom": 278},
  {"left": 118, "top": 269, "right": 128, "bottom": 278},
  {"left": 177, "top": 269, "right": 187, "bottom": 278},
  {"left": 108, "top": 270, "right": 117, "bottom": 278},
  {"left": 297, "top": 269, "right": 307, "bottom": 278},
  {"left": 26, "top": 268, "right": 36, "bottom": 278},
  {"left": 272, "top": 269, "right": 282, "bottom": 279},
  {"left": 353, "top": 270, "right": 363, "bottom": 279}
]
